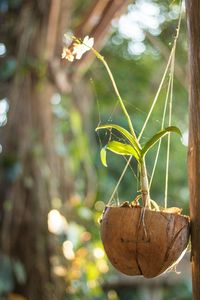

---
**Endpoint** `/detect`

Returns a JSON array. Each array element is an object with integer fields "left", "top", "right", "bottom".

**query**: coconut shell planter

[{"left": 100, "top": 203, "right": 190, "bottom": 278}]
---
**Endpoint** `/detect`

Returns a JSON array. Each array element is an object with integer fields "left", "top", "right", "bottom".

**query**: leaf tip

[{"left": 100, "top": 147, "right": 107, "bottom": 167}]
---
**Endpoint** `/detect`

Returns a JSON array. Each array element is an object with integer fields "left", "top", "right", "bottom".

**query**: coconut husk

[{"left": 100, "top": 205, "right": 190, "bottom": 278}]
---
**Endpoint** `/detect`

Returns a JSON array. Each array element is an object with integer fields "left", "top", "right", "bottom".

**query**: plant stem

[
  {"left": 92, "top": 48, "right": 150, "bottom": 208},
  {"left": 92, "top": 49, "right": 138, "bottom": 142},
  {"left": 140, "top": 159, "right": 150, "bottom": 208}
]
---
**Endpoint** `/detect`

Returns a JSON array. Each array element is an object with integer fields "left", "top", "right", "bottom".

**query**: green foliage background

[
  {"left": 0, "top": 0, "right": 191, "bottom": 299},
  {"left": 51, "top": 2, "right": 190, "bottom": 299}
]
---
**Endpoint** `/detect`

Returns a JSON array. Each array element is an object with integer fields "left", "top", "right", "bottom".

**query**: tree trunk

[
  {"left": 0, "top": 1, "right": 70, "bottom": 299},
  {"left": 186, "top": 1, "right": 200, "bottom": 299},
  {"left": 0, "top": 0, "right": 131, "bottom": 298}
]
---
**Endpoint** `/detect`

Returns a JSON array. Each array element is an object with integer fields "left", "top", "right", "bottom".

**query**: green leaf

[
  {"left": 95, "top": 123, "right": 141, "bottom": 155},
  {"left": 100, "top": 147, "right": 107, "bottom": 167},
  {"left": 141, "top": 126, "right": 182, "bottom": 157},
  {"left": 106, "top": 140, "right": 140, "bottom": 161}
]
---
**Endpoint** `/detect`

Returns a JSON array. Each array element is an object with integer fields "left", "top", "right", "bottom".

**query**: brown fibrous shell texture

[{"left": 100, "top": 205, "right": 190, "bottom": 278}]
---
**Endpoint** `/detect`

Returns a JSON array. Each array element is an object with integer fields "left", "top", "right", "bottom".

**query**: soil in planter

[{"left": 100, "top": 204, "right": 190, "bottom": 278}]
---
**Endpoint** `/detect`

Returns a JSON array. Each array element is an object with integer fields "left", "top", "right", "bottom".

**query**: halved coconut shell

[{"left": 100, "top": 205, "right": 189, "bottom": 278}]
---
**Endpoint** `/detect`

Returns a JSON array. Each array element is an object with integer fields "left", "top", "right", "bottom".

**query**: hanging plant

[
  {"left": 61, "top": 11, "right": 190, "bottom": 278},
  {"left": 100, "top": 205, "right": 189, "bottom": 278}
]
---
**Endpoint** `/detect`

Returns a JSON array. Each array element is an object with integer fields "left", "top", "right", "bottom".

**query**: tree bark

[
  {"left": 0, "top": 0, "right": 131, "bottom": 298},
  {"left": 186, "top": 1, "right": 200, "bottom": 299},
  {"left": 0, "top": 1, "right": 70, "bottom": 299}
]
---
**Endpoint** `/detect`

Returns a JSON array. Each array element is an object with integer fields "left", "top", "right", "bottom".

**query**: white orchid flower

[
  {"left": 63, "top": 32, "right": 73, "bottom": 46},
  {"left": 61, "top": 47, "right": 74, "bottom": 62},
  {"left": 73, "top": 36, "right": 94, "bottom": 60}
]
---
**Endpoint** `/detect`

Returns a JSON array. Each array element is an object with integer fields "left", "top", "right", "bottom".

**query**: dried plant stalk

[{"left": 100, "top": 206, "right": 189, "bottom": 278}]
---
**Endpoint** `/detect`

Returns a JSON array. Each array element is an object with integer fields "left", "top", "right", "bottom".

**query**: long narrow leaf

[
  {"left": 141, "top": 126, "right": 182, "bottom": 157},
  {"left": 96, "top": 123, "right": 141, "bottom": 154},
  {"left": 106, "top": 140, "right": 140, "bottom": 162}
]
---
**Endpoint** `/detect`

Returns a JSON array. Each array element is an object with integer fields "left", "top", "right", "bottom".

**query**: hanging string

[
  {"left": 106, "top": 45, "right": 175, "bottom": 205},
  {"left": 107, "top": 156, "right": 132, "bottom": 206},
  {"left": 164, "top": 4, "right": 182, "bottom": 207},
  {"left": 138, "top": 50, "right": 174, "bottom": 142},
  {"left": 123, "top": 156, "right": 138, "bottom": 180},
  {"left": 138, "top": 0, "right": 182, "bottom": 141},
  {"left": 149, "top": 71, "right": 173, "bottom": 189},
  {"left": 164, "top": 52, "right": 175, "bottom": 208},
  {"left": 99, "top": 2, "right": 183, "bottom": 207},
  {"left": 91, "top": 77, "right": 138, "bottom": 206},
  {"left": 149, "top": 4, "right": 182, "bottom": 207},
  {"left": 106, "top": 47, "right": 176, "bottom": 204}
]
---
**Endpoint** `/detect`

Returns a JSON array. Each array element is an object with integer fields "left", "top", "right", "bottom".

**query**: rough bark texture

[
  {"left": 0, "top": 0, "right": 131, "bottom": 298},
  {"left": 0, "top": 1, "right": 71, "bottom": 299},
  {"left": 186, "top": 1, "right": 200, "bottom": 299},
  {"left": 1, "top": 0, "right": 192, "bottom": 297}
]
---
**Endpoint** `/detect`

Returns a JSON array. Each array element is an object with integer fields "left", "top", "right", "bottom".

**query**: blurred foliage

[
  {"left": 89, "top": 1, "right": 188, "bottom": 212},
  {"left": 0, "top": 0, "right": 191, "bottom": 299},
  {"left": 50, "top": 1, "right": 190, "bottom": 298}
]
